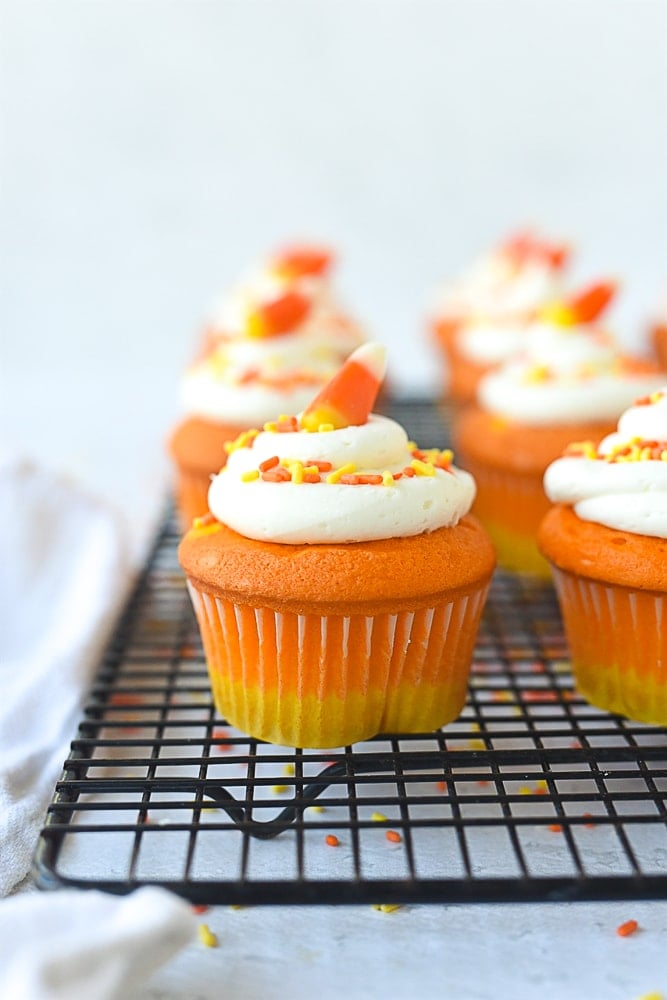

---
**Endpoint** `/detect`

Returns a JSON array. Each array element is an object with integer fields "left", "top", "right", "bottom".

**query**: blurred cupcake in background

[
  {"left": 649, "top": 294, "right": 667, "bottom": 371},
  {"left": 168, "top": 244, "right": 367, "bottom": 527},
  {"left": 430, "top": 229, "right": 571, "bottom": 405},
  {"left": 452, "top": 290, "right": 665, "bottom": 576},
  {"left": 538, "top": 389, "right": 667, "bottom": 724}
]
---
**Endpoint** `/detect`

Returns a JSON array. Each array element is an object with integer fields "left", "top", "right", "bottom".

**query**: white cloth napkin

[
  {"left": 0, "top": 459, "right": 129, "bottom": 895},
  {"left": 0, "top": 887, "right": 196, "bottom": 1000},
  {"left": 0, "top": 460, "right": 197, "bottom": 997}
]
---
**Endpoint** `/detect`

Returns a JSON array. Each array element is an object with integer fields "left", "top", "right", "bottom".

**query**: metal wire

[{"left": 33, "top": 400, "right": 667, "bottom": 905}]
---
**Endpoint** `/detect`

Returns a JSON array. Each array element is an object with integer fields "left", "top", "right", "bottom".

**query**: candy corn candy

[
  {"left": 246, "top": 290, "right": 311, "bottom": 338},
  {"left": 272, "top": 245, "right": 334, "bottom": 280},
  {"left": 538, "top": 280, "right": 617, "bottom": 327},
  {"left": 568, "top": 280, "right": 617, "bottom": 324},
  {"left": 300, "top": 342, "right": 387, "bottom": 431}
]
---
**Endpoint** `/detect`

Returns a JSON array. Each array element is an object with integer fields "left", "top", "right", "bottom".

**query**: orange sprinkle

[
  {"left": 392, "top": 472, "right": 403, "bottom": 481},
  {"left": 339, "top": 474, "right": 360, "bottom": 485},
  {"left": 524, "top": 689, "right": 558, "bottom": 702},
  {"left": 307, "top": 460, "right": 333, "bottom": 472},
  {"left": 435, "top": 780, "right": 446, "bottom": 791},
  {"left": 261, "top": 467, "right": 291, "bottom": 482},
  {"left": 357, "top": 474, "right": 383, "bottom": 485},
  {"left": 548, "top": 823, "right": 563, "bottom": 833},
  {"left": 303, "top": 473, "right": 322, "bottom": 484},
  {"left": 275, "top": 416, "right": 299, "bottom": 433},
  {"left": 385, "top": 830, "right": 402, "bottom": 844},
  {"left": 402, "top": 466, "right": 416, "bottom": 478},
  {"left": 259, "top": 455, "right": 280, "bottom": 472},
  {"left": 191, "top": 904, "right": 210, "bottom": 914},
  {"left": 325, "top": 834, "right": 340, "bottom": 847},
  {"left": 477, "top": 780, "right": 490, "bottom": 787},
  {"left": 583, "top": 812, "right": 596, "bottom": 829},
  {"left": 616, "top": 919, "right": 639, "bottom": 937}
]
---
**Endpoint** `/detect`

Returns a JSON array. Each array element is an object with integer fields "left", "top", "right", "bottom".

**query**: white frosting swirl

[
  {"left": 208, "top": 415, "right": 476, "bottom": 544},
  {"left": 435, "top": 254, "right": 563, "bottom": 322},
  {"left": 183, "top": 257, "right": 366, "bottom": 423},
  {"left": 543, "top": 390, "right": 667, "bottom": 538},
  {"left": 478, "top": 324, "right": 665, "bottom": 424},
  {"left": 457, "top": 320, "right": 528, "bottom": 364}
]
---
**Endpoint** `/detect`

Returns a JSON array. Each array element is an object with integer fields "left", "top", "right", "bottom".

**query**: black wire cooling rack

[{"left": 34, "top": 400, "right": 667, "bottom": 905}]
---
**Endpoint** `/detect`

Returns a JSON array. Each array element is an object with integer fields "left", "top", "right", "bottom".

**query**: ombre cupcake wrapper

[
  {"left": 187, "top": 583, "right": 490, "bottom": 748},
  {"left": 551, "top": 568, "right": 667, "bottom": 724},
  {"left": 457, "top": 458, "right": 551, "bottom": 576}
]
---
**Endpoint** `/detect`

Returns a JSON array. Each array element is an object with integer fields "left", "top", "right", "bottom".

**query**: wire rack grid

[{"left": 34, "top": 400, "right": 667, "bottom": 905}]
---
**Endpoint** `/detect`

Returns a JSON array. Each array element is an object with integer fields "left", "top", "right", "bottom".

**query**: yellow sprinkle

[
  {"left": 191, "top": 523, "right": 222, "bottom": 537},
  {"left": 382, "top": 471, "right": 395, "bottom": 487},
  {"left": 467, "top": 739, "right": 486, "bottom": 751},
  {"left": 308, "top": 805, "right": 325, "bottom": 814},
  {"left": 326, "top": 462, "right": 357, "bottom": 484},
  {"left": 371, "top": 811, "right": 388, "bottom": 822},
  {"left": 304, "top": 465, "right": 320, "bottom": 475},
  {"left": 263, "top": 421, "right": 277, "bottom": 433},
  {"left": 470, "top": 722, "right": 480, "bottom": 733},
  {"left": 272, "top": 784, "right": 289, "bottom": 795},
  {"left": 410, "top": 459, "right": 435, "bottom": 477},
  {"left": 650, "top": 391, "right": 664, "bottom": 403},
  {"left": 241, "top": 469, "right": 260, "bottom": 482},
  {"left": 283, "top": 763, "right": 295, "bottom": 777},
  {"left": 519, "top": 786, "right": 532, "bottom": 796},
  {"left": 522, "top": 363, "right": 552, "bottom": 384},
  {"left": 406, "top": 441, "right": 417, "bottom": 450},
  {"left": 635, "top": 993, "right": 664, "bottom": 1000},
  {"left": 229, "top": 903, "right": 244, "bottom": 910},
  {"left": 371, "top": 904, "right": 402, "bottom": 913},
  {"left": 201, "top": 807, "right": 220, "bottom": 813},
  {"left": 661, "top": 450, "right": 667, "bottom": 462},
  {"left": 291, "top": 461, "right": 304, "bottom": 484},
  {"left": 198, "top": 923, "right": 218, "bottom": 948},
  {"left": 535, "top": 780, "right": 548, "bottom": 792},
  {"left": 224, "top": 428, "right": 259, "bottom": 453},
  {"left": 318, "top": 423, "right": 334, "bottom": 432}
]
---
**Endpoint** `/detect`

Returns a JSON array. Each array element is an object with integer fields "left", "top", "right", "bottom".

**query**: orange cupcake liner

[
  {"left": 187, "top": 583, "right": 490, "bottom": 748},
  {"left": 456, "top": 457, "right": 552, "bottom": 577},
  {"left": 550, "top": 567, "right": 667, "bottom": 724}
]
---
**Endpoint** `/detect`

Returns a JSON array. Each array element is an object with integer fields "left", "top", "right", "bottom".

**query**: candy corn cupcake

[
  {"left": 453, "top": 305, "right": 665, "bottom": 576},
  {"left": 538, "top": 389, "right": 667, "bottom": 724},
  {"left": 168, "top": 244, "right": 365, "bottom": 526},
  {"left": 430, "top": 230, "right": 571, "bottom": 404},
  {"left": 179, "top": 344, "right": 495, "bottom": 748}
]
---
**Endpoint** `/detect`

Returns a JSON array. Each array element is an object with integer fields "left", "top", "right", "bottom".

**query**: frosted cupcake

[
  {"left": 538, "top": 389, "right": 667, "bottom": 723},
  {"left": 179, "top": 344, "right": 495, "bottom": 748},
  {"left": 431, "top": 230, "right": 571, "bottom": 404},
  {"left": 168, "top": 245, "right": 366, "bottom": 525},
  {"left": 453, "top": 312, "right": 665, "bottom": 575}
]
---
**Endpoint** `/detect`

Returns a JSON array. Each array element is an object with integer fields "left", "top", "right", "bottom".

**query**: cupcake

[
  {"left": 452, "top": 303, "right": 665, "bottom": 576},
  {"left": 650, "top": 299, "right": 667, "bottom": 370},
  {"left": 538, "top": 389, "right": 667, "bottom": 723},
  {"left": 430, "top": 230, "right": 571, "bottom": 405},
  {"left": 168, "top": 244, "right": 366, "bottom": 526},
  {"left": 179, "top": 344, "right": 495, "bottom": 748}
]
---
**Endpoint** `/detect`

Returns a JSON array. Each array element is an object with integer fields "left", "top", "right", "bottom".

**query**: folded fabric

[
  {"left": 0, "top": 459, "right": 130, "bottom": 896},
  {"left": 0, "top": 887, "right": 196, "bottom": 1000}
]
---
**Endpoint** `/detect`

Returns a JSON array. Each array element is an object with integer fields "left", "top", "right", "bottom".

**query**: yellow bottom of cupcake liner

[
  {"left": 457, "top": 458, "right": 552, "bottom": 577},
  {"left": 551, "top": 568, "right": 667, "bottom": 725},
  {"left": 187, "top": 584, "right": 490, "bottom": 747}
]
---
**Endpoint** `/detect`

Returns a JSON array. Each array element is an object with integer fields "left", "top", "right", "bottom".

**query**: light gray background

[{"left": 2, "top": 0, "right": 667, "bottom": 546}]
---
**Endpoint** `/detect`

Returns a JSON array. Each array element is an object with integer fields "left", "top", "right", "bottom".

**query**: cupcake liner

[
  {"left": 187, "top": 583, "right": 490, "bottom": 748},
  {"left": 551, "top": 567, "right": 667, "bottom": 724},
  {"left": 457, "top": 457, "right": 551, "bottom": 576}
]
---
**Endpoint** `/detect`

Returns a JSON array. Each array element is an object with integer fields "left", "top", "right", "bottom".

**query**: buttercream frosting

[
  {"left": 543, "top": 389, "right": 667, "bottom": 538},
  {"left": 207, "top": 414, "right": 476, "bottom": 544},
  {"left": 478, "top": 323, "right": 665, "bottom": 425}
]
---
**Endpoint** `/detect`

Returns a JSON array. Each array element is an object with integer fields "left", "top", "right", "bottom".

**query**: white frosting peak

[
  {"left": 478, "top": 324, "right": 665, "bottom": 425},
  {"left": 543, "top": 389, "right": 667, "bottom": 538}
]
